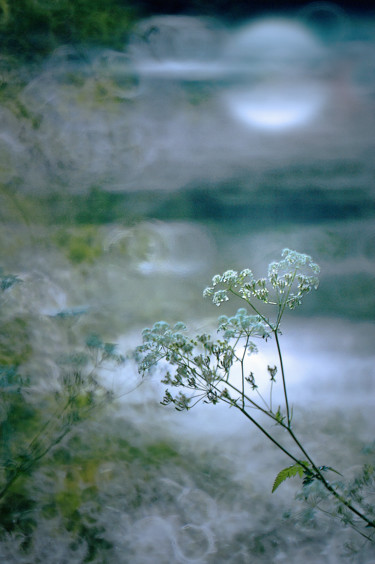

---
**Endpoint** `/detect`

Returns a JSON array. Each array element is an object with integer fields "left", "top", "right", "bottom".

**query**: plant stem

[
  {"left": 284, "top": 426, "right": 375, "bottom": 528},
  {"left": 240, "top": 336, "right": 249, "bottom": 410},
  {"left": 274, "top": 330, "right": 291, "bottom": 428},
  {"left": 232, "top": 406, "right": 304, "bottom": 467},
  {"left": 239, "top": 402, "right": 375, "bottom": 531}
]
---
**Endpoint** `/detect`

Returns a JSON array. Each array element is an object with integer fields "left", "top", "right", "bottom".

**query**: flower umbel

[{"left": 204, "top": 249, "right": 319, "bottom": 314}]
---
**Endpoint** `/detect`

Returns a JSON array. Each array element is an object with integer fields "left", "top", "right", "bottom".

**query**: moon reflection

[{"left": 224, "top": 79, "right": 328, "bottom": 131}]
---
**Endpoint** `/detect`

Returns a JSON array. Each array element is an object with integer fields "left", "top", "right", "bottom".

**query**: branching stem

[{"left": 143, "top": 249, "right": 375, "bottom": 540}]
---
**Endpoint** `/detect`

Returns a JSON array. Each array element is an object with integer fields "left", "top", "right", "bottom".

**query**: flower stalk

[{"left": 135, "top": 249, "right": 375, "bottom": 540}]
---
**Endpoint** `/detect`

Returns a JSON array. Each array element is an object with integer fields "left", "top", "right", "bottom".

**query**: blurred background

[{"left": 0, "top": 1, "right": 374, "bottom": 562}]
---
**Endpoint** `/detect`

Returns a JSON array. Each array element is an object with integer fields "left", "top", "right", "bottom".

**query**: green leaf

[
  {"left": 272, "top": 462, "right": 309, "bottom": 493},
  {"left": 275, "top": 406, "right": 285, "bottom": 424}
]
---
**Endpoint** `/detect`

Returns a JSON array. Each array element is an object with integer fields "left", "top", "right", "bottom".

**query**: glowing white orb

[
  {"left": 225, "top": 79, "right": 328, "bottom": 131},
  {"left": 224, "top": 17, "right": 325, "bottom": 68}
]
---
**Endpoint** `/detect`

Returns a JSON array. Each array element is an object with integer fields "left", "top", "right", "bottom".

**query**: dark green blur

[{"left": 0, "top": 0, "right": 136, "bottom": 61}]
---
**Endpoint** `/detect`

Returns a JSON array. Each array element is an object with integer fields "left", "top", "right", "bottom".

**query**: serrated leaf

[{"left": 272, "top": 461, "right": 309, "bottom": 493}]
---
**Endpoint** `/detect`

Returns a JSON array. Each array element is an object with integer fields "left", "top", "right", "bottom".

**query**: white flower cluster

[
  {"left": 267, "top": 249, "right": 320, "bottom": 309},
  {"left": 218, "top": 308, "right": 271, "bottom": 340},
  {"left": 203, "top": 268, "right": 253, "bottom": 306},
  {"left": 203, "top": 249, "right": 320, "bottom": 310}
]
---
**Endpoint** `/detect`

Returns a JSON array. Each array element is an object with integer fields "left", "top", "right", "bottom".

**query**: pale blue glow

[{"left": 225, "top": 79, "right": 328, "bottom": 130}]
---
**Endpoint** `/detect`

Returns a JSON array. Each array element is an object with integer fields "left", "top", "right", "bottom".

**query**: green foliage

[
  {"left": 53, "top": 226, "right": 103, "bottom": 264},
  {"left": 0, "top": 316, "right": 32, "bottom": 365},
  {"left": 0, "top": 270, "right": 126, "bottom": 554},
  {"left": 38, "top": 187, "right": 132, "bottom": 226},
  {"left": 136, "top": 248, "right": 375, "bottom": 542},
  {"left": 0, "top": 0, "right": 137, "bottom": 60},
  {"left": 0, "top": 269, "right": 31, "bottom": 366},
  {"left": 272, "top": 463, "right": 341, "bottom": 494},
  {"left": 272, "top": 462, "right": 309, "bottom": 493}
]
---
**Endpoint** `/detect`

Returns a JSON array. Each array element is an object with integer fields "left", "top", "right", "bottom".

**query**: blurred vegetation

[
  {"left": 0, "top": 181, "right": 374, "bottom": 321},
  {"left": 0, "top": 0, "right": 370, "bottom": 64},
  {"left": 0, "top": 268, "right": 243, "bottom": 561},
  {"left": 53, "top": 226, "right": 104, "bottom": 264},
  {"left": 0, "top": 272, "right": 114, "bottom": 553},
  {"left": 0, "top": 0, "right": 137, "bottom": 61},
  {"left": 0, "top": 0, "right": 372, "bottom": 64},
  {"left": 16, "top": 180, "right": 375, "bottom": 229},
  {"left": 0, "top": 0, "right": 371, "bottom": 63}
]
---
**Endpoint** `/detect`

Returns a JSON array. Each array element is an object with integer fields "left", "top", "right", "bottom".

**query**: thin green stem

[
  {"left": 275, "top": 269, "right": 297, "bottom": 330},
  {"left": 274, "top": 330, "right": 291, "bottom": 428},
  {"left": 235, "top": 406, "right": 304, "bottom": 467},
  {"left": 314, "top": 503, "right": 375, "bottom": 543},
  {"left": 240, "top": 336, "right": 249, "bottom": 409},
  {"left": 0, "top": 426, "right": 70, "bottom": 501},
  {"left": 153, "top": 300, "right": 375, "bottom": 536}
]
